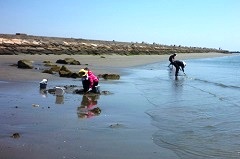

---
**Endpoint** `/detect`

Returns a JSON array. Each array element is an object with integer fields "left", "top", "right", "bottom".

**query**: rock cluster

[
  {"left": 16, "top": 58, "right": 121, "bottom": 79},
  {"left": 56, "top": 58, "right": 81, "bottom": 65},
  {"left": 0, "top": 34, "right": 229, "bottom": 55},
  {"left": 99, "top": 74, "right": 120, "bottom": 80}
]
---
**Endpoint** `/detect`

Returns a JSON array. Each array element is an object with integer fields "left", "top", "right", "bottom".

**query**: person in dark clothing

[
  {"left": 79, "top": 69, "right": 90, "bottom": 92},
  {"left": 168, "top": 53, "right": 177, "bottom": 67},
  {"left": 173, "top": 60, "right": 186, "bottom": 76}
]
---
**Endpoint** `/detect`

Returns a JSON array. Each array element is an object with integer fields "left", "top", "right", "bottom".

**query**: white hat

[
  {"left": 183, "top": 61, "right": 186, "bottom": 66},
  {"left": 40, "top": 79, "right": 48, "bottom": 84},
  {"left": 42, "top": 79, "right": 48, "bottom": 82}
]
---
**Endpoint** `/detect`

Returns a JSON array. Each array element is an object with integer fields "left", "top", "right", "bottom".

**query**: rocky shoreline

[{"left": 0, "top": 33, "right": 228, "bottom": 55}]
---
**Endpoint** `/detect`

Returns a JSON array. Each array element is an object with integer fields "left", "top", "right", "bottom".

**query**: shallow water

[
  {"left": 0, "top": 54, "right": 239, "bottom": 159},
  {"left": 128, "top": 54, "right": 240, "bottom": 159},
  {"left": 0, "top": 78, "right": 169, "bottom": 158}
]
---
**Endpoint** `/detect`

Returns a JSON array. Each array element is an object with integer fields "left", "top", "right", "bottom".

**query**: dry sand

[{"left": 0, "top": 52, "right": 231, "bottom": 82}]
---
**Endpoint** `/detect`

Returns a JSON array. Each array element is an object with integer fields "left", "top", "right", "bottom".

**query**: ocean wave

[
  {"left": 194, "top": 78, "right": 240, "bottom": 89},
  {"left": 0, "top": 81, "right": 9, "bottom": 84}
]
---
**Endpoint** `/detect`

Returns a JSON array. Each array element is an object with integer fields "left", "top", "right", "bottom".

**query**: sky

[{"left": 0, "top": 0, "right": 239, "bottom": 51}]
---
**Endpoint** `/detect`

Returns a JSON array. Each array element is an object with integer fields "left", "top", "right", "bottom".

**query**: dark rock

[
  {"left": 64, "top": 85, "right": 78, "bottom": 88},
  {"left": 17, "top": 59, "right": 33, "bottom": 69},
  {"left": 101, "top": 90, "right": 113, "bottom": 95},
  {"left": 71, "top": 72, "right": 81, "bottom": 78},
  {"left": 49, "top": 65, "right": 61, "bottom": 72},
  {"left": 109, "top": 123, "right": 124, "bottom": 128},
  {"left": 43, "top": 60, "right": 51, "bottom": 63},
  {"left": 43, "top": 61, "right": 56, "bottom": 67},
  {"left": 100, "top": 74, "right": 120, "bottom": 80},
  {"left": 42, "top": 69, "right": 54, "bottom": 74},
  {"left": 56, "top": 58, "right": 80, "bottom": 65},
  {"left": 74, "top": 89, "right": 85, "bottom": 94},
  {"left": 56, "top": 59, "right": 68, "bottom": 64},
  {"left": 67, "top": 59, "right": 80, "bottom": 65},
  {"left": 11, "top": 133, "right": 20, "bottom": 138},
  {"left": 59, "top": 65, "right": 73, "bottom": 77}
]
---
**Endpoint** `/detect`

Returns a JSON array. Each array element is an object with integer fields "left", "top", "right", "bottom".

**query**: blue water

[{"left": 126, "top": 54, "right": 240, "bottom": 159}]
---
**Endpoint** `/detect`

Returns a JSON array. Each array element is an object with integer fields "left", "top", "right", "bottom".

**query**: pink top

[{"left": 87, "top": 70, "right": 99, "bottom": 89}]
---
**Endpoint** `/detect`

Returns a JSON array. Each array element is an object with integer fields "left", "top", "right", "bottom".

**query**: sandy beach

[{"left": 0, "top": 52, "right": 233, "bottom": 159}]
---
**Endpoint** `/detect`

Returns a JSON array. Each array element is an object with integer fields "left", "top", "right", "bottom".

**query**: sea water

[{"left": 126, "top": 54, "right": 240, "bottom": 159}]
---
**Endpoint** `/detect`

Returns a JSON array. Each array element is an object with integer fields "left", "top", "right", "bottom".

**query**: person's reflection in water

[
  {"left": 55, "top": 95, "right": 64, "bottom": 104},
  {"left": 39, "top": 88, "right": 48, "bottom": 98},
  {"left": 168, "top": 68, "right": 186, "bottom": 95},
  {"left": 77, "top": 94, "right": 101, "bottom": 118}
]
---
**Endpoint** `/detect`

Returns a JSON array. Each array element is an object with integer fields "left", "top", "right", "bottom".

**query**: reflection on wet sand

[
  {"left": 77, "top": 94, "right": 101, "bottom": 118},
  {"left": 55, "top": 95, "right": 64, "bottom": 104},
  {"left": 39, "top": 88, "right": 47, "bottom": 98}
]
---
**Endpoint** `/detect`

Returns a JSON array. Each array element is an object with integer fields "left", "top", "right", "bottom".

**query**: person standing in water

[
  {"left": 168, "top": 53, "right": 177, "bottom": 67},
  {"left": 173, "top": 60, "right": 186, "bottom": 76}
]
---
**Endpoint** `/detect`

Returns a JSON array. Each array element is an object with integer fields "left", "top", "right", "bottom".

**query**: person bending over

[
  {"left": 79, "top": 68, "right": 99, "bottom": 93},
  {"left": 168, "top": 53, "right": 177, "bottom": 67},
  {"left": 173, "top": 60, "right": 186, "bottom": 76}
]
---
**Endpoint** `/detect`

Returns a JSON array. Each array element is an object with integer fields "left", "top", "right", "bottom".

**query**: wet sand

[{"left": 0, "top": 53, "right": 232, "bottom": 159}]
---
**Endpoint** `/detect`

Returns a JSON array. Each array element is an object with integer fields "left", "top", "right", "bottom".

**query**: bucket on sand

[
  {"left": 40, "top": 79, "right": 48, "bottom": 89},
  {"left": 55, "top": 87, "right": 65, "bottom": 96}
]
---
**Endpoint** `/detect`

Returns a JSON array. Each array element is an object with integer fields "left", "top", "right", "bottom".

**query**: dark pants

[
  {"left": 82, "top": 79, "right": 90, "bottom": 92},
  {"left": 173, "top": 63, "right": 180, "bottom": 76},
  {"left": 83, "top": 80, "right": 99, "bottom": 93}
]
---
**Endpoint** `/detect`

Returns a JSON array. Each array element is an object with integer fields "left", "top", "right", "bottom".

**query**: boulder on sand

[
  {"left": 56, "top": 58, "right": 80, "bottom": 65},
  {"left": 100, "top": 74, "right": 120, "bottom": 80},
  {"left": 59, "top": 65, "right": 73, "bottom": 77},
  {"left": 17, "top": 59, "right": 33, "bottom": 69}
]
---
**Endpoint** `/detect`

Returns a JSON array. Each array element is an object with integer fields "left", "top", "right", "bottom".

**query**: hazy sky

[{"left": 0, "top": 0, "right": 239, "bottom": 51}]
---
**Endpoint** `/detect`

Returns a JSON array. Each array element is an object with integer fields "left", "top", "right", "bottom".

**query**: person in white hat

[{"left": 173, "top": 60, "right": 186, "bottom": 76}]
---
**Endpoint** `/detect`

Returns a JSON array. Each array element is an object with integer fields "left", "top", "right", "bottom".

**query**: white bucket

[{"left": 55, "top": 87, "right": 65, "bottom": 96}]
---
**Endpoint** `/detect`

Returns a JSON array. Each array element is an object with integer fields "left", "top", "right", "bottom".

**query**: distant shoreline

[{"left": 0, "top": 33, "right": 228, "bottom": 55}]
